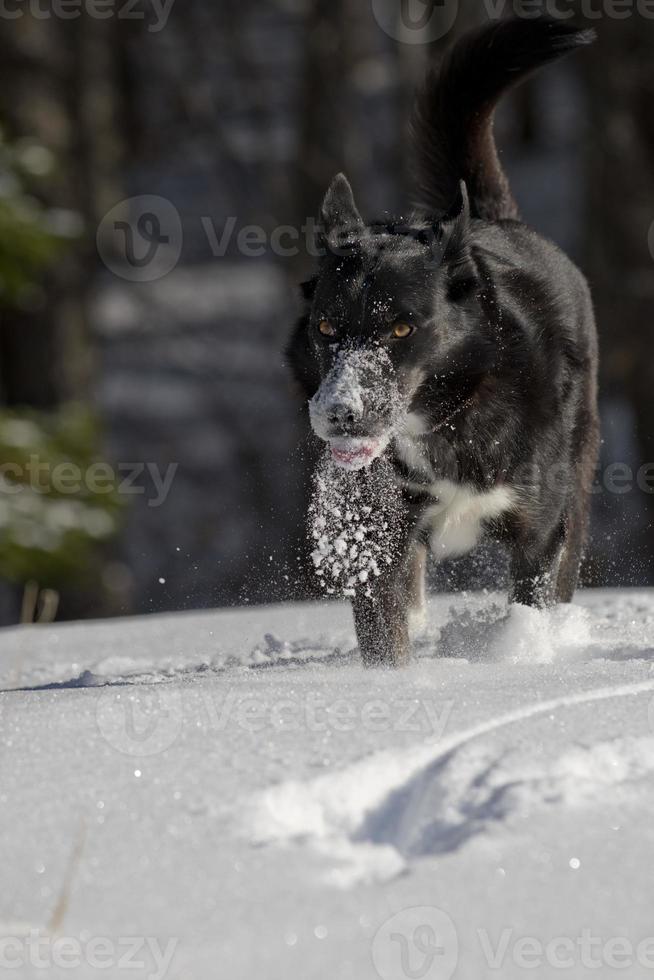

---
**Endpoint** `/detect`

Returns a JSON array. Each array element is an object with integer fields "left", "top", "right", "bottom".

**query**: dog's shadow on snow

[
  {"left": 1, "top": 643, "right": 358, "bottom": 693},
  {"left": 6, "top": 605, "right": 654, "bottom": 694}
]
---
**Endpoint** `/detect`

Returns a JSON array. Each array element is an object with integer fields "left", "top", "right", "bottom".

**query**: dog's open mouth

[{"left": 329, "top": 437, "right": 386, "bottom": 471}]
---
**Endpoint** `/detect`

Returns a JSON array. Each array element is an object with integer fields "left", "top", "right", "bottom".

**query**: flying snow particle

[{"left": 308, "top": 454, "right": 405, "bottom": 599}]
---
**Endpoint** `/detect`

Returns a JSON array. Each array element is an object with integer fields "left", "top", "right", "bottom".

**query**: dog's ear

[
  {"left": 440, "top": 181, "right": 476, "bottom": 300},
  {"left": 320, "top": 173, "right": 364, "bottom": 244}
]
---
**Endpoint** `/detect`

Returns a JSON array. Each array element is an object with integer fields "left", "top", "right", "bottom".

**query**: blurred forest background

[{"left": 1, "top": 0, "right": 653, "bottom": 624}]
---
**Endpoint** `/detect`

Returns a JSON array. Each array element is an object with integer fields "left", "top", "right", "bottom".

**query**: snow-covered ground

[{"left": 2, "top": 590, "right": 654, "bottom": 979}]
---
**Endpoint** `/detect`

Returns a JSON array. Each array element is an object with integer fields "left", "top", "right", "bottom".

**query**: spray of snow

[
  {"left": 435, "top": 599, "right": 592, "bottom": 664},
  {"left": 308, "top": 455, "right": 405, "bottom": 599}
]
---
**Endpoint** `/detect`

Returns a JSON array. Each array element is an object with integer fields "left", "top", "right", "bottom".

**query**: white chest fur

[
  {"left": 394, "top": 423, "right": 516, "bottom": 560},
  {"left": 423, "top": 480, "right": 516, "bottom": 559}
]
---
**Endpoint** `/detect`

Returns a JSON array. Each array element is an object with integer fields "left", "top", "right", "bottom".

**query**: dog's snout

[
  {"left": 309, "top": 348, "right": 396, "bottom": 441},
  {"left": 327, "top": 400, "right": 362, "bottom": 429}
]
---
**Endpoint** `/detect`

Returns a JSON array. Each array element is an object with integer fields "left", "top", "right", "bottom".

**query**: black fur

[
  {"left": 411, "top": 18, "right": 596, "bottom": 220},
  {"left": 286, "top": 17, "right": 599, "bottom": 667}
]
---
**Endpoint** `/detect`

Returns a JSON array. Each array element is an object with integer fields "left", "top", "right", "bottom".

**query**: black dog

[{"left": 287, "top": 18, "right": 599, "bottom": 666}]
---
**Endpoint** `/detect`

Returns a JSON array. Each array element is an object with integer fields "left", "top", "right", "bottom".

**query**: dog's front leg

[
  {"left": 351, "top": 535, "right": 419, "bottom": 668},
  {"left": 510, "top": 525, "right": 565, "bottom": 609}
]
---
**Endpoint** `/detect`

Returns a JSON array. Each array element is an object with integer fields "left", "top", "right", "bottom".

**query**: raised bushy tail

[{"left": 410, "top": 17, "right": 595, "bottom": 221}]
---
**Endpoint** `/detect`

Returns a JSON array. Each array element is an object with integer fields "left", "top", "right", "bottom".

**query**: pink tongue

[{"left": 332, "top": 444, "right": 374, "bottom": 463}]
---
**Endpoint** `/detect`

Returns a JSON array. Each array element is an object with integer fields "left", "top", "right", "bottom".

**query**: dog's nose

[{"left": 327, "top": 400, "right": 362, "bottom": 430}]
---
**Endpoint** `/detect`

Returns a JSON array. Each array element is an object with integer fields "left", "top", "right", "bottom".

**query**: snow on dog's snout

[{"left": 309, "top": 346, "right": 404, "bottom": 471}]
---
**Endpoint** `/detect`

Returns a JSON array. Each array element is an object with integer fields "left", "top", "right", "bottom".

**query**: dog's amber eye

[
  {"left": 392, "top": 322, "right": 414, "bottom": 339},
  {"left": 318, "top": 320, "right": 336, "bottom": 338}
]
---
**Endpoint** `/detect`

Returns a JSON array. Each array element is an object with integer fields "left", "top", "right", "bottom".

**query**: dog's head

[{"left": 290, "top": 174, "right": 493, "bottom": 470}]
